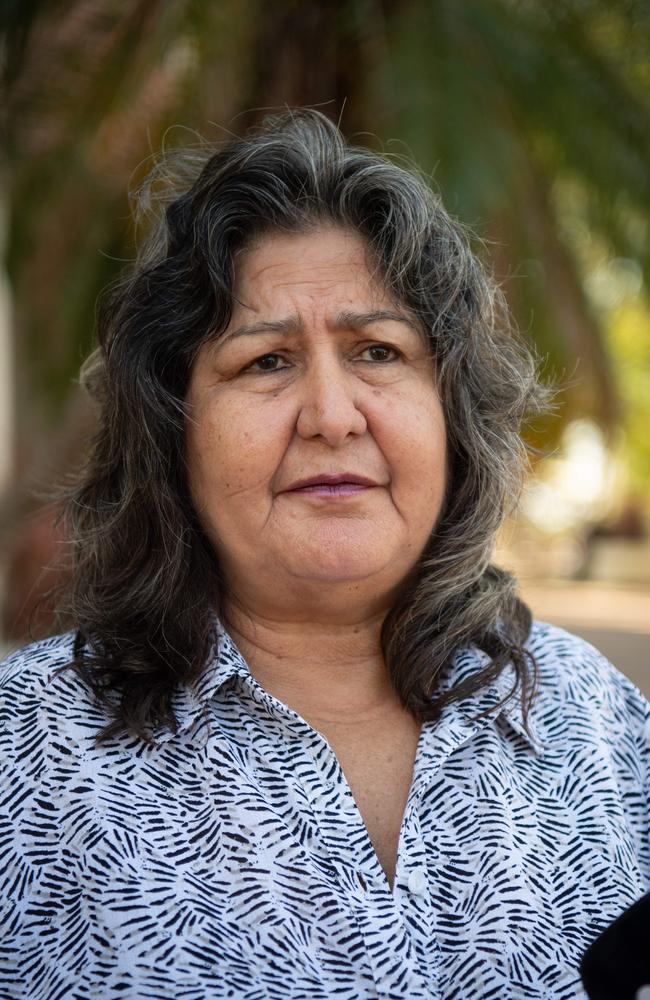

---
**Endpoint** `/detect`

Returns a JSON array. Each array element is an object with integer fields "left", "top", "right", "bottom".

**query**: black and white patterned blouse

[{"left": 1, "top": 620, "right": 649, "bottom": 999}]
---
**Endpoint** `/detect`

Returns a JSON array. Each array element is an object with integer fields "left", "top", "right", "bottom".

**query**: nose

[{"left": 296, "top": 355, "right": 367, "bottom": 446}]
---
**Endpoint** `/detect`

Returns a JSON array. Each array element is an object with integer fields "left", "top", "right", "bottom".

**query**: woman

[{"left": 1, "top": 110, "right": 648, "bottom": 1000}]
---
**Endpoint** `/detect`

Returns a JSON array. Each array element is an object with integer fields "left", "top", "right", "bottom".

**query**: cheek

[
  {"left": 378, "top": 389, "right": 446, "bottom": 490},
  {"left": 187, "top": 398, "right": 289, "bottom": 504}
]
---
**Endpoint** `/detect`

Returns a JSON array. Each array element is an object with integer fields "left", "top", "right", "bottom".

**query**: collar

[
  {"left": 152, "top": 621, "right": 249, "bottom": 744},
  {"left": 445, "top": 643, "right": 546, "bottom": 754},
  {"left": 153, "top": 622, "right": 545, "bottom": 754}
]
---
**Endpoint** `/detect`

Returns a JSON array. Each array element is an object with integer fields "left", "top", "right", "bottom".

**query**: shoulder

[
  {"left": 526, "top": 619, "right": 647, "bottom": 707},
  {"left": 1, "top": 630, "right": 75, "bottom": 681},
  {"left": 1, "top": 631, "right": 79, "bottom": 705},
  {"left": 1, "top": 631, "right": 74, "bottom": 706},
  {"left": 0, "top": 632, "right": 109, "bottom": 756},
  {"left": 525, "top": 619, "right": 650, "bottom": 758}
]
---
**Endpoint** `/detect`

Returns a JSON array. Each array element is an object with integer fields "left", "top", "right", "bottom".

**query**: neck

[{"left": 223, "top": 599, "right": 398, "bottom": 724}]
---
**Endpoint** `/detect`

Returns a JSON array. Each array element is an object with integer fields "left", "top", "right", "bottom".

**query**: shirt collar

[
  {"left": 153, "top": 621, "right": 248, "bottom": 744},
  {"left": 154, "top": 621, "right": 545, "bottom": 754},
  {"left": 444, "top": 643, "right": 546, "bottom": 754}
]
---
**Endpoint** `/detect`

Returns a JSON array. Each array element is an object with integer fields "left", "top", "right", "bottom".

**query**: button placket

[
  {"left": 241, "top": 677, "right": 434, "bottom": 995},
  {"left": 392, "top": 809, "right": 440, "bottom": 997},
  {"left": 353, "top": 884, "right": 432, "bottom": 999}
]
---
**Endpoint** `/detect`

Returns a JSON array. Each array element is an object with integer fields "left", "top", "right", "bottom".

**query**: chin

[
  {"left": 292, "top": 561, "right": 385, "bottom": 584},
  {"left": 284, "top": 540, "right": 398, "bottom": 585}
]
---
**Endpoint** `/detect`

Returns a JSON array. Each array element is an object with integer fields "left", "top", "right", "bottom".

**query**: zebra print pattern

[{"left": 1, "top": 620, "right": 648, "bottom": 999}]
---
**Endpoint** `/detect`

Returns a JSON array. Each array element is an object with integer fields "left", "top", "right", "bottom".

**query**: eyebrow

[{"left": 221, "top": 309, "right": 419, "bottom": 344}]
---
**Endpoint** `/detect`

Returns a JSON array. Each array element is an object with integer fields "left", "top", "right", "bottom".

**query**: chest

[
  {"left": 9, "top": 712, "right": 647, "bottom": 1000},
  {"left": 316, "top": 714, "right": 422, "bottom": 887}
]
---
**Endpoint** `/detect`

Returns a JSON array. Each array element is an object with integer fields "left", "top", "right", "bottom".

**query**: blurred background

[{"left": 1, "top": 0, "right": 648, "bottom": 688}]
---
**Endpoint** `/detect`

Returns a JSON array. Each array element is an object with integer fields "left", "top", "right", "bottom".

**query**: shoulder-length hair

[{"left": 63, "top": 109, "right": 551, "bottom": 743}]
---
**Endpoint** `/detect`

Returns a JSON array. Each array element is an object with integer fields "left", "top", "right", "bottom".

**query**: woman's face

[{"left": 186, "top": 226, "right": 447, "bottom": 617}]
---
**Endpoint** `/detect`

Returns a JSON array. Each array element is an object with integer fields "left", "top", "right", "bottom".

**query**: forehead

[{"left": 232, "top": 226, "right": 393, "bottom": 309}]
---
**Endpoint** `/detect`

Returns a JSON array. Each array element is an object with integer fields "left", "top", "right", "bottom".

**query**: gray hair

[{"left": 64, "top": 109, "right": 551, "bottom": 743}]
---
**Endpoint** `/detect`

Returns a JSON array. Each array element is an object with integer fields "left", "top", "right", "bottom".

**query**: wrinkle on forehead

[{"left": 231, "top": 228, "right": 394, "bottom": 323}]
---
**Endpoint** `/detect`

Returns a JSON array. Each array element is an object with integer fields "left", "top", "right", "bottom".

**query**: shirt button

[{"left": 407, "top": 868, "right": 427, "bottom": 895}]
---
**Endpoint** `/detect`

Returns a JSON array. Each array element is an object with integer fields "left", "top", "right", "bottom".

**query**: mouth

[{"left": 283, "top": 473, "right": 379, "bottom": 496}]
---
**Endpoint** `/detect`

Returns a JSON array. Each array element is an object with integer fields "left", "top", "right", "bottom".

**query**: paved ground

[{"left": 520, "top": 580, "right": 650, "bottom": 697}]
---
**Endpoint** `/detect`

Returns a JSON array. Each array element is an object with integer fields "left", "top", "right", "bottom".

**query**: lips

[{"left": 283, "top": 473, "right": 379, "bottom": 493}]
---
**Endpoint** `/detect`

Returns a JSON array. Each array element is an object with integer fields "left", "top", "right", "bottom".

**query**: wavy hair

[{"left": 63, "top": 109, "right": 552, "bottom": 743}]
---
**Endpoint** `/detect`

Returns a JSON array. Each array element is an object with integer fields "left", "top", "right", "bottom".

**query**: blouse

[{"left": 1, "top": 620, "right": 649, "bottom": 999}]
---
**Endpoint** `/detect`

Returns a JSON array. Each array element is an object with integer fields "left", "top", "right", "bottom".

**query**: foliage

[
  {"left": 370, "top": 0, "right": 650, "bottom": 438},
  {"left": 608, "top": 301, "right": 650, "bottom": 496}
]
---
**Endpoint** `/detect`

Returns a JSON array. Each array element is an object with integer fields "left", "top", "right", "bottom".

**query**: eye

[
  {"left": 246, "top": 352, "right": 289, "bottom": 373},
  {"left": 360, "top": 343, "right": 400, "bottom": 363}
]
